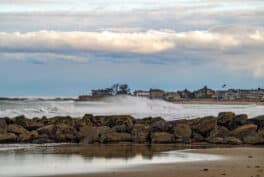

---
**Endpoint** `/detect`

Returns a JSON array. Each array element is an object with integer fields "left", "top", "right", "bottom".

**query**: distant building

[
  {"left": 238, "top": 89, "right": 264, "bottom": 100},
  {"left": 149, "top": 89, "right": 165, "bottom": 99},
  {"left": 194, "top": 86, "right": 215, "bottom": 98},
  {"left": 116, "top": 84, "right": 130, "bottom": 95},
  {"left": 215, "top": 88, "right": 264, "bottom": 101},
  {"left": 214, "top": 90, "right": 227, "bottom": 100},
  {"left": 178, "top": 89, "right": 194, "bottom": 99},
  {"left": 134, "top": 90, "right": 150, "bottom": 97},
  {"left": 258, "top": 88, "right": 264, "bottom": 100},
  {"left": 216, "top": 89, "right": 239, "bottom": 100},
  {"left": 91, "top": 88, "right": 113, "bottom": 97},
  {"left": 164, "top": 92, "right": 181, "bottom": 102},
  {"left": 78, "top": 95, "right": 103, "bottom": 101}
]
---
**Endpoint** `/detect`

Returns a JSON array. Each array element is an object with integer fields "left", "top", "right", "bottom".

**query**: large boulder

[
  {"left": 48, "top": 116, "right": 75, "bottom": 126},
  {"left": 209, "top": 126, "right": 230, "bottom": 138},
  {"left": 6, "top": 121, "right": 35, "bottom": 142},
  {"left": 149, "top": 119, "right": 171, "bottom": 132},
  {"left": 27, "top": 118, "right": 45, "bottom": 131},
  {"left": 231, "top": 114, "right": 248, "bottom": 129},
  {"left": 207, "top": 136, "right": 242, "bottom": 145},
  {"left": 0, "top": 118, "right": 7, "bottom": 134},
  {"left": 78, "top": 114, "right": 94, "bottom": 127},
  {"left": 258, "top": 128, "right": 264, "bottom": 137},
  {"left": 207, "top": 126, "right": 231, "bottom": 144},
  {"left": 37, "top": 125, "right": 56, "bottom": 137},
  {"left": 79, "top": 126, "right": 101, "bottom": 143},
  {"left": 174, "top": 124, "right": 192, "bottom": 138},
  {"left": 94, "top": 115, "right": 135, "bottom": 128},
  {"left": 208, "top": 132, "right": 243, "bottom": 145},
  {"left": 151, "top": 132, "right": 174, "bottom": 143},
  {"left": 0, "top": 133, "right": 17, "bottom": 143},
  {"left": 18, "top": 132, "right": 32, "bottom": 142},
  {"left": 86, "top": 116, "right": 106, "bottom": 126},
  {"left": 112, "top": 124, "right": 132, "bottom": 133},
  {"left": 232, "top": 124, "right": 257, "bottom": 138},
  {"left": 242, "top": 134, "right": 264, "bottom": 144},
  {"left": 101, "top": 132, "right": 132, "bottom": 143},
  {"left": 224, "top": 137, "right": 242, "bottom": 145},
  {"left": 29, "top": 131, "right": 39, "bottom": 140},
  {"left": 55, "top": 124, "right": 78, "bottom": 142},
  {"left": 80, "top": 126, "right": 111, "bottom": 144},
  {"left": 136, "top": 117, "right": 164, "bottom": 125},
  {"left": 131, "top": 124, "right": 150, "bottom": 143},
  {"left": 191, "top": 132, "right": 204, "bottom": 142},
  {"left": 174, "top": 124, "right": 192, "bottom": 143},
  {"left": 249, "top": 115, "right": 264, "bottom": 129},
  {"left": 13, "top": 116, "right": 45, "bottom": 131},
  {"left": 208, "top": 137, "right": 224, "bottom": 144},
  {"left": 13, "top": 115, "right": 30, "bottom": 128},
  {"left": 105, "top": 115, "right": 135, "bottom": 128},
  {"left": 190, "top": 116, "right": 217, "bottom": 137},
  {"left": 32, "top": 137, "right": 55, "bottom": 144},
  {"left": 74, "top": 118, "right": 92, "bottom": 129},
  {"left": 217, "top": 112, "right": 236, "bottom": 129},
  {"left": 7, "top": 124, "right": 29, "bottom": 135}
]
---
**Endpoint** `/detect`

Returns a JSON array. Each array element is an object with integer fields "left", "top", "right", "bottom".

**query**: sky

[{"left": 0, "top": 0, "right": 264, "bottom": 96}]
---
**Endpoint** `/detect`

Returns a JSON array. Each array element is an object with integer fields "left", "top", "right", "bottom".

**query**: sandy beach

[{"left": 37, "top": 147, "right": 264, "bottom": 177}]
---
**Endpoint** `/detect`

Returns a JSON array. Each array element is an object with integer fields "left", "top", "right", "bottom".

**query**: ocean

[{"left": 0, "top": 96, "right": 263, "bottom": 120}]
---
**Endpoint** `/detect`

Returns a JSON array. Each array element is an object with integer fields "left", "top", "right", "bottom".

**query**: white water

[{"left": 0, "top": 96, "right": 263, "bottom": 120}]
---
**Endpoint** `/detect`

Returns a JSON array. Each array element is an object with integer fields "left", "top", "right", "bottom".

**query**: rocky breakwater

[{"left": 0, "top": 112, "right": 264, "bottom": 145}]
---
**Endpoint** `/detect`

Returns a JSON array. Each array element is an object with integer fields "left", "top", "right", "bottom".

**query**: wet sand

[{"left": 40, "top": 146, "right": 264, "bottom": 177}]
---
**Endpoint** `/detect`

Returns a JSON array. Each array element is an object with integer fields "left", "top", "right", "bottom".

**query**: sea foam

[{"left": 0, "top": 95, "right": 263, "bottom": 120}]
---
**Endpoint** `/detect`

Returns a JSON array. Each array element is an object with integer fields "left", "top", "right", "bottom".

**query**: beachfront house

[
  {"left": 91, "top": 88, "right": 113, "bottom": 97},
  {"left": 149, "top": 89, "right": 165, "bottom": 99},
  {"left": 222, "top": 89, "right": 240, "bottom": 100},
  {"left": 193, "top": 86, "right": 215, "bottom": 98},
  {"left": 178, "top": 89, "right": 194, "bottom": 99},
  {"left": 238, "top": 89, "right": 264, "bottom": 100},
  {"left": 164, "top": 92, "right": 181, "bottom": 102},
  {"left": 134, "top": 90, "right": 150, "bottom": 97}
]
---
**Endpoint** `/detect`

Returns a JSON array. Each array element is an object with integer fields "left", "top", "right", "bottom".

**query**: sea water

[{"left": 0, "top": 96, "right": 263, "bottom": 120}]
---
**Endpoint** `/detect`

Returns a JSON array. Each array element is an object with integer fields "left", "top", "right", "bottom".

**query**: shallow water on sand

[{"left": 0, "top": 144, "right": 223, "bottom": 177}]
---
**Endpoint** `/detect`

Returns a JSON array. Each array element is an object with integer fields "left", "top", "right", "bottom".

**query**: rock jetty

[{"left": 0, "top": 112, "right": 264, "bottom": 145}]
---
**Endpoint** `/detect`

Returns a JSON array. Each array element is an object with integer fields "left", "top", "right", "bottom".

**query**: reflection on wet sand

[
  {"left": 45, "top": 143, "right": 234, "bottom": 158},
  {"left": 0, "top": 144, "right": 224, "bottom": 177}
]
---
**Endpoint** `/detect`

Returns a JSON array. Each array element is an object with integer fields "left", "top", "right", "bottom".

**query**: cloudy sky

[{"left": 0, "top": 0, "right": 264, "bottom": 96}]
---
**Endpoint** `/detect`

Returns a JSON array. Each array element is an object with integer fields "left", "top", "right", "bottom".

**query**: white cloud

[
  {"left": 252, "top": 60, "right": 264, "bottom": 78},
  {"left": 0, "top": 28, "right": 263, "bottom": 77},
  {"left": 0, "top": 29, "right": 263, "bottom": 54}
]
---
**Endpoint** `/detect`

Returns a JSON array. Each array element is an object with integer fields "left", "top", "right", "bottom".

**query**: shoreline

[
  {"left": 36, "top": 147, "right": 264, "bottom": 177},
  {"left": 1, "top": 96, "right": 264, "bottom": 105},
  {"left": 176, "top": 100, "right": 264, "bottom": 105}
]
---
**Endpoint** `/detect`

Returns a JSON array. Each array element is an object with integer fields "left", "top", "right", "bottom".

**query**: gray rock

[
  {"left": 0, "top": 133, "right": 17, "bottom": 143},
  {"left": 190, "top": 116, "right": 217, "bottom": 137},
  {"left": 224, "top": 137, "right": 242, "bottom": 145},
  {"left": 232, "top": 124, "right": 257, "bottom": 138},
  {"left": 101, "top": 132, "right": 132, "bottom": 143},
  {"left": 242, "top": 134, "right": 264, "bottom": 144},
  {"left": 217, "top": 112, "right": 236, "bottom": 129},
  {"left": 174, "top": 124, "right": 192, "bottom": 138},
  {"left": 151, "top": 132, "right": 174, "bottom": 143},
  {"left": 131, "top": 124, "right": 149, "bottom": 143}
]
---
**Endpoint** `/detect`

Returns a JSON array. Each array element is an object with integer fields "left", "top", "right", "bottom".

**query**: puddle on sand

[{"left": 0, "top": 144, "right": 224, "bottom": 177}]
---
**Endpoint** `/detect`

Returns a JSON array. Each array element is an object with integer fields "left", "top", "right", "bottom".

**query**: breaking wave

[{"left": 0, "top": 95, "right": 263, "bottom": 120}]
